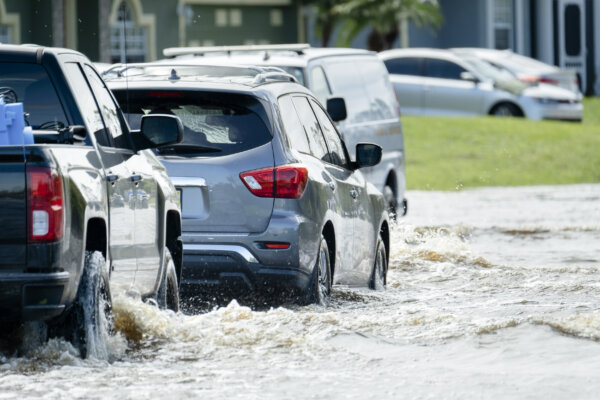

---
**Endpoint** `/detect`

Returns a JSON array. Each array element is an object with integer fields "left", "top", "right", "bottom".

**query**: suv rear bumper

[
  {"left": 180, "top": 243, "right": 311, "bottom": 297},
  {"left": 0, "top": 271, "right": 70, "bottom": 322}
]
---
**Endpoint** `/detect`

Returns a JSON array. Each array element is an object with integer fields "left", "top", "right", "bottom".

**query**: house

[{"left": 0, "top": 0, "right": 302, "bottom": 63}]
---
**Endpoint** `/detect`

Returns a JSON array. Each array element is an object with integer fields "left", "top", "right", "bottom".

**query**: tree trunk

[
  {"left": 321, "top": 18, "right": 332, "bottom": 47},
  {"left": 367, "top": 29, "right": 385, "bottom": 52}
]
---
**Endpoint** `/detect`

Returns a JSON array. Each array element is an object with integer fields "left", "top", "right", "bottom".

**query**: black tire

[
  {"left": 305, "top": 235, "right": 332, "bottom": 305},
  {"left": 383, "top": 185, "right": 397, "bottom": 220},
  {"left": 491, "top": 102, "right": 521, "bottom": 117},
  {"left": 157, "top": 248, "right": 180, "bottom": 312},
  {"left": 68, "top": 251, "right": 113, "bottom": 359},
  {"left": 369, "top": 235, "right": 387, "bottom": 290}
]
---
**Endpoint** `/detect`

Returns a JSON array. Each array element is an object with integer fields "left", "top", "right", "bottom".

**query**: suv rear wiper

[{"left": 157, "top": 144, "right": 222, "bottom": 155}]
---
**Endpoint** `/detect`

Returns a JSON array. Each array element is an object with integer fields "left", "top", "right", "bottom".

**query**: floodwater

[{"left": 1, "top": 184, "right": 599, "bottom": 399}]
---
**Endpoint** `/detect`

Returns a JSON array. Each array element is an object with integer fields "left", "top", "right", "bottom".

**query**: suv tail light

[
  {"left": 240, "top": 165, "right": 308, "bottom": 199},
  {"left": 27, "top": 166, "right": 64, "bottom": 242}
]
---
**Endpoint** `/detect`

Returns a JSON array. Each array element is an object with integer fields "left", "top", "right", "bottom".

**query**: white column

[
  {"left": 536, "top": 0, "right": 553, "bottom": 64},
  {"left": 487, "top": 0, "right": 495, "bottom": 48},
  {"left": 515, "top": 0, "right": 525, "bottom": 53}
]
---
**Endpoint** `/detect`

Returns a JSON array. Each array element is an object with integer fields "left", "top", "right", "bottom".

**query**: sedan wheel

[{"left": 492, "top": 103, "right": 520, "bottom": 117}]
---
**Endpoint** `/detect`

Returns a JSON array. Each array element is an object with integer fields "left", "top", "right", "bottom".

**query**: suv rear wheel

[{"left": 305, "top": 235, "right": 331, "bottom": 305}]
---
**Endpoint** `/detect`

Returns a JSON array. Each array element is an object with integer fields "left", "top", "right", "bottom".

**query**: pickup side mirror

[
  {"left": 326, "top": 97, "right": 347, "bottom": 122},
  {"left": 139, "top": 114, "right": 183, "bottom": 149},
  {"left": 354, "top": 143, "right": 382, "bottom": 169},
  {"left": 460, "top": 71, "right": 480, "bottom": 83}
]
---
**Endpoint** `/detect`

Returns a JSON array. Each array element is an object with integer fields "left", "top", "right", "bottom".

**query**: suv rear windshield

[
  {"left": 113, "top": 90, "right": 272, "bottom": 157},
  {"left": 0, "top": 63, "right": 68, "bottom": 130}
]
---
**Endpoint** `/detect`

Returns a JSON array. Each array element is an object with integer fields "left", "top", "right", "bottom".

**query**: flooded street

[{"left": 1, "top": 184, "right": 599, "bottom": 399}]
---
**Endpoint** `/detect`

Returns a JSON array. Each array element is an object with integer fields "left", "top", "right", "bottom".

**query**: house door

[{"left": 557, "top": 0, "right": 586, "bottom": 91}]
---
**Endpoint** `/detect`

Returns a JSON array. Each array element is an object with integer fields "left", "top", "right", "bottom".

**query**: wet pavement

[{"left": 1, "top": 184, "right": 599, "bottom": 399}]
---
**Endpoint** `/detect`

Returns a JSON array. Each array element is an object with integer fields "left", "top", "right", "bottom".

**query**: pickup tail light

[
  {"left": 27, "top": 166, "right": 64, "bottom": 242},
  {"left": 240, "top": 165, "right": 308, "bottom": 199}
]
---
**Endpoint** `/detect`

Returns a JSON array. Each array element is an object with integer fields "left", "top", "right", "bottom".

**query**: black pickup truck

[{"left": 0, "top": 45, "right": 183, "bottom": 357}]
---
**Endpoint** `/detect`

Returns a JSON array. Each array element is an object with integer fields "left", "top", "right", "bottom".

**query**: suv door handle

[
  {"left": 130, "top": 174, "right": 142, "bottom": 182},
  {"left": 349, "top": 189, "right": 358, "bottom": 199},
  {"left": 106, "top": 174, "right": 118, "bottom": 183}
]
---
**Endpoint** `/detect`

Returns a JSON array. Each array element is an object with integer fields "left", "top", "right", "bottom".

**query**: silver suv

[
  {"left": 106, "top": 64, "right": 390, "bottom": 305},
  {"left": 162, "top": 45, "right": 407, "bottom": 217}
]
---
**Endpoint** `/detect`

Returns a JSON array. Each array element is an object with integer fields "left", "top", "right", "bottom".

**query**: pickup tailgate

[{"left": 0, "top": 147, "right": 26, "bottom": 268}]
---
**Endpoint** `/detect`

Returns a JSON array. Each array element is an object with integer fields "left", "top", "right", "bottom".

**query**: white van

[{"left": 162, "top": 44, "right": 407, "bottom": 216}]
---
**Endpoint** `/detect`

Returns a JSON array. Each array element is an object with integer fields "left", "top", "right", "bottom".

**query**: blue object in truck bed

[{"left": 0, "top": 98, "right": 33, "bottom": 145}]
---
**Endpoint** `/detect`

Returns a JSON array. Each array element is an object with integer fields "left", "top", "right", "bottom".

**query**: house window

[
  {"left": 0, "top": 25, "right": 10, "bottom": 44},
  {"left": 215, "top": 8, "right": 242, "bottom": 27},
  {"left": 215, "top": 9, "right": 227, "bottom": 27},
  {"left": 270, "top": 9, "right": 283, "bottom": 27},
  {"left": 110, "top": 1, "right": 147, "bottom": 63},
  {"left": 494, "top": 0, "right": 513, "bottom": 49},
  {"left": 230, "top": 9, "right": 242, "bottom": 27}
]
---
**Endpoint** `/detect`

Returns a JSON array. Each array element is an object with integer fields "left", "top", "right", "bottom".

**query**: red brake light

[
  {"left": 263, "top": 242, "right": 291, "bottom": 249},
  {"left": 539, "top": 77, "right": 559, "bottom": 86},
  {"left": 240, "top": 165, "right": 308, "bottom": 199},
  {"left": 27, "top": 166, "right": 64, "bottom": 242}
]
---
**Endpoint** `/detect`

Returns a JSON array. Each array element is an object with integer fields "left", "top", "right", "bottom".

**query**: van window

[
  {"left": 291, "top": 96, "right": 329, "bottom": 161},
  {"left": 310, "top": 66, "right": 331, "bottom": 105},
  {"left": 355, "top": 59, "right": 396, "bottom": 120},
  {"left": 383, "top": 57, "right": 422, "bottom": 76},
  {"left": 278, "top": 95, "right": 310, "bottom": 154},
  {"left": 310, "top": 99, "right": 348, "bottom": 168},
  {"left": 423, "top": 58, "right": 466, "bottom": 80},
  {"left": 0, "top": 63, "right": 67, "bottom": 130},
  {"left": 323, "top": 61, "right": 371, "bottom": 124}
]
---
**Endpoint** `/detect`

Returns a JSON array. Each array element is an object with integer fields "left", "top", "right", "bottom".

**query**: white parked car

[
  {"left": 160, "top": 44, "right": 407, "bottom": 216},
  {"left": 379, "top": 48, "right": 583, "bottom": 122},
  {"left": 451, "top": 47, "right": 581, "bottom": 95}
]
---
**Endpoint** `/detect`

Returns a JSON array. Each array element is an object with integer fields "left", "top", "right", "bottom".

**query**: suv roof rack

[
  {"left": 253, "top": 71, "right": 297, "bottom": 84},
  {"left": 102, "top": 63, "right": 297, "bottom": 85},
  {"left": 163, "top": 43, "right": 310, "bottom": 58}
]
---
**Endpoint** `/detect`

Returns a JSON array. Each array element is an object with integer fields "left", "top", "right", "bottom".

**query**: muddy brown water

[{"left": 1, "top": 184, "right": 599, "bottom": 399}]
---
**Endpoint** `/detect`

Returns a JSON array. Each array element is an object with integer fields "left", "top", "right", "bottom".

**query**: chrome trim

[
  {"left": 183, "top": 244, "right": 259, "bottom": 264},
  {"left": 171, "top": 177, "right": 207, "bottom": 188}
]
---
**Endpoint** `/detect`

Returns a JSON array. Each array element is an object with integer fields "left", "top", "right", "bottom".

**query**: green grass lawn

[{"left": 402, "top": 97, "right": 600, "bottom": 190}]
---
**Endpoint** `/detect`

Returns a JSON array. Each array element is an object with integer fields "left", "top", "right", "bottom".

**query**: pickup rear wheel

[
  {"left": 157, "top": 248, "right": 180, "bottom": 312},
  {"left": 69, "top": 251, "right": 113, "bottom": 359}
]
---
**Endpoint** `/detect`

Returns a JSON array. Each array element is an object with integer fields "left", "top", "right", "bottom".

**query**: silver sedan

[{"left": 379, "top": 48, "right": 583, "bottom": 122}]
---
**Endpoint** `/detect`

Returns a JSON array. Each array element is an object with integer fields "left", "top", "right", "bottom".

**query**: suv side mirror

[
  {"left": 326, "top": 97, "right": 347, "bottom": 122},
  {"left": 460, "top": 71, "right": 479, "bottom": 83},
  {"left": 354, "top": 143, "right": 382, "bottom": 169},
  {"left": 139, "top": 114, "right": 183, "bottom": 149}
]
